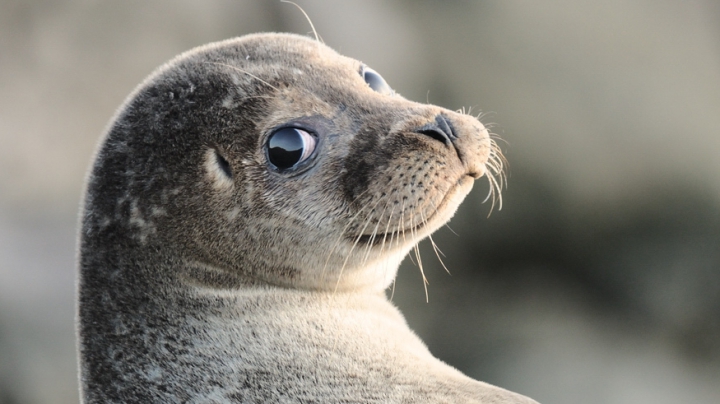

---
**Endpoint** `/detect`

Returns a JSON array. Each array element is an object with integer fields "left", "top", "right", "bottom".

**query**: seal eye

[
  {"left": 361, "top": 65, "right": 392, "bottom": 95},
  {"left": 267, "top": 127, "right": 317, "bottom": 170}
]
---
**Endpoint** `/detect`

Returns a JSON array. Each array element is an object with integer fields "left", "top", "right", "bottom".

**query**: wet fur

[{"left": 77, "top": 33, "right": 536, "bottom": 403}]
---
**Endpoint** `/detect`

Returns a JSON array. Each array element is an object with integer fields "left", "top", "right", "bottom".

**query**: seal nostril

[
  {"left": 434, "top": 115, "right": 456, "bottom": 140},
  {"left": 417, "top": 128, "right": 450, "bottom": 145},
  {"left": 416, "top": 115, "right": 458, "bottom": 146}
]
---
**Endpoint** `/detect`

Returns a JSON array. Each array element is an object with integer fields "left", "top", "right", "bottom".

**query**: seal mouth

[{"left": 353, "top": 175, "right": 474, "bottom": 247}]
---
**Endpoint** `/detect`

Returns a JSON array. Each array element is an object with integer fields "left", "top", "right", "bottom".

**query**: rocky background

[{"left": 1, "top": 1, "right": 719, "bottom": 403}]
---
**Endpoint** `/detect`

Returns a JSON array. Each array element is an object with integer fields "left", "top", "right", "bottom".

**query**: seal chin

[{"left": 356, "top": 174, "right": 475, "bottom": 247}]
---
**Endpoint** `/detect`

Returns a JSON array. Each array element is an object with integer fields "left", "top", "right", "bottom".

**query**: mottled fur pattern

[{"left": 78, "top": 33, "right": 537, "bottom": 403}]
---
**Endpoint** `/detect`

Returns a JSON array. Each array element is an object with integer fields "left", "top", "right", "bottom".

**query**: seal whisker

[
  {"left": 359, "top": 196, "right": 389, "bottom": 265},
  {"left": 237, "top": 95, "right": 278, "bottom": 101},
  {"left": 280, "top": 0, "right": 323, "bottom": 44},
  {"left": 205, "top": 62, "right": 280, "bottom": 91},
  {"left": 484, "top": 166, "right": 503, "bottom": 215},
  {"left": 476, "top": 111, "right": 493, "bottom": 122},
  {"left": 416, "top": 244, "right": 429, "bottom": 303},
  {"left": 421, "top": 210, "right": 451, "bottom": 276},
  {"left": 333, "top": 203, "right": 379, "bottom": 293},
  {"left": 378, "top": 204, "right": 397, "bottom": 256},
  {"left": 390, "top": 207, "right": 405, "bottom": 253},
  {"left": 409, "top": 212, "right": 429, "bottom": 303},
  {"left": 389, "top": 279, "right": 397, "bottom": 301},
  {"left": 361, "top": 199, "right": 390, "bottom": 265},
  {"left": 399, "top": 200, "right": 408, "bottom": 246},
  {"left": 318, "top": 187, "right": 375, "bottom": 285},
  {"left": 477, "top": 138, "right": 506, "bottom": 216},
  {"left": 377, "top": 203, "right": 401, "bottom": 289},
  {"left": 489, "top": 140, "right": 508, "bottom": 178},
  {"left": 360, "top": 223, "right": 380, "bottom": 266},
  {"left": 444, "top": 223, "right": 459, "bottom": 236},
  {"left": 428, "top": 233, "right": 450, "bottom": 275},
  {"left": 486, "top": 142, "right": 507, "bottom": 178},
  {"left": 419, "top": 192, "right": 461, "bottom": 237},
  {"left": 424, "top": 194, "right": 441, "bottom": 216}
]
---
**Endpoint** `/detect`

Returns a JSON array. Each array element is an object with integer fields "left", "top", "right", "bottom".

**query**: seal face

[{"left": 78, "top": 33, "right": 532, "bottom": 403}]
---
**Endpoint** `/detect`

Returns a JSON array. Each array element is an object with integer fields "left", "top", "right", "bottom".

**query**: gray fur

[{"left": 77, "top": 33, "right": 537, "bottom": 403}]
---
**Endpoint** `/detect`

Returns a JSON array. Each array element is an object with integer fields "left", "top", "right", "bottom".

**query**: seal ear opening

[
  {"left": 205, "top": 148, "right": 234, "bottom": 190},
  {"left": 215, "top": 150, "right": 233, "bottom": 179}
]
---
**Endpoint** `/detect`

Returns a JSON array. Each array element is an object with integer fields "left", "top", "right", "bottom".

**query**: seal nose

[
  {"left": 416, "top": 115, "right": 457, "bottom": 146},
  {"left": 417, "top": 114, "right": 491, "bottom": 180}
]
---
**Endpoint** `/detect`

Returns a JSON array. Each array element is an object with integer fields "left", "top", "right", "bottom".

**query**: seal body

[{"left": 77, "top": 33, "right": 536, "bottom": 403}]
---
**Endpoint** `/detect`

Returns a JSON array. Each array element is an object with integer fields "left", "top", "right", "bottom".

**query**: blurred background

[{"left": 1, "top": 0, "right": 719, "bottom": 402}]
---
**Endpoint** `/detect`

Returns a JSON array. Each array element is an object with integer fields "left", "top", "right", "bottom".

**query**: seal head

[{"left": 83, "top": 33, "right": 498, "bottom": 292}]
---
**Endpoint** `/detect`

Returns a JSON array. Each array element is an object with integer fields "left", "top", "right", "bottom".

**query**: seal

[{"left": 77, "top": 33, "right": 536, "bottom": 403}]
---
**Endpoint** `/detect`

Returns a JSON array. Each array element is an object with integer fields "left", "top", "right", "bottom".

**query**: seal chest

[{"left": 77, "top": 33, "right": 535, "bottom": 403}]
